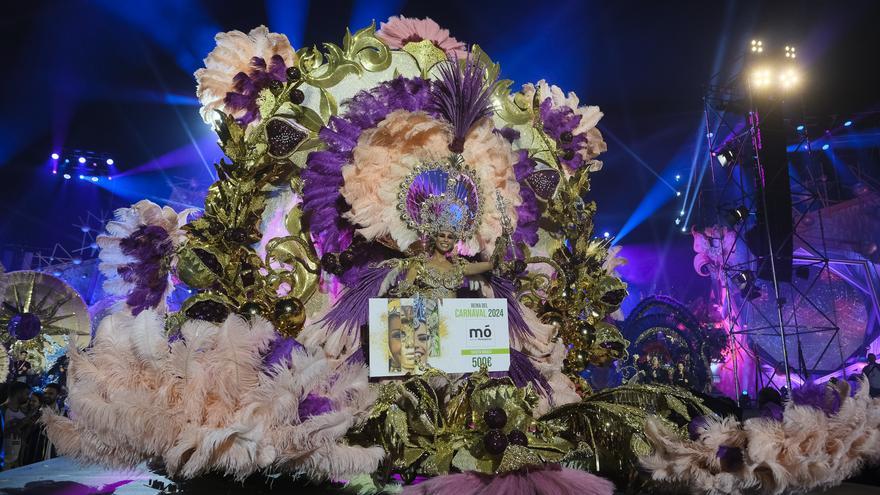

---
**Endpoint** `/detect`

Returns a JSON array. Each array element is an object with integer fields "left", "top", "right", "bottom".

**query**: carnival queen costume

[{"left": 34, "top": 18, "right": 879, "bottom": 495}]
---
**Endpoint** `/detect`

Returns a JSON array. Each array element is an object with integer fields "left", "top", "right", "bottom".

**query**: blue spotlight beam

[
  {"left": 602, "top": 127, "right": 677, "bottom": 193},
  {"left": 265, "top": 0, "right": 310, "bottom": 47},
  {"left": 349, "top": 0, "right": 405, "bottom": 30},
  {"left": 94, "top": 0, "right": 219, "bottom": 73},
  {"left": 614, "top": 146, "right": 694, "bottom": 243}
]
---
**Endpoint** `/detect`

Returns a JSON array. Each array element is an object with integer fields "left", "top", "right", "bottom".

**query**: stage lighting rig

[
  {"left": 746, "top": 41, "right": 802, "bottom": 93},
  {"left": 53, "top": 149, "right": 116, "bottom": 182}
]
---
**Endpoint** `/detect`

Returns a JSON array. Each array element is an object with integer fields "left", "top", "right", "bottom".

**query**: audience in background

[
  {"left": 673, "top": 362, "right": 690, "bottom": 388},
  {"left": 1, "top": 382, "right": 33, "bottom": 470},
  {"left": 648, "top": 355, "right": 670, "bottom": 384},
  {"left": 863, "top": 353, "right": 880, "bottom": 398},
  {"left": 0, "top": 381, "right": 66, "bottom": 470}
]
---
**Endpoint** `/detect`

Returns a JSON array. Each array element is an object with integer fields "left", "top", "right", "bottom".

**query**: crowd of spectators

[{"left": 0, "top": 351, "right": 67, "bottom": 470}]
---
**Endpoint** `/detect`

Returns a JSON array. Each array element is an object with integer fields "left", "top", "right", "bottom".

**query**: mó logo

[{"left": 469, "top": 325, "right": 492, "bottom": 339}]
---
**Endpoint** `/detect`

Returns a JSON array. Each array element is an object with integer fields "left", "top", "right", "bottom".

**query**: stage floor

[
  {"left": 0, "top": 457, "right": 877, "bottom": 494},
  {"left": 0, "top": 457, "right": 168, "bottom": 494}
]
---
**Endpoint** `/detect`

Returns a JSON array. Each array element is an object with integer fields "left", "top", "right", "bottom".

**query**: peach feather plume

[
  {"left": 42, "top": 310, "right": 383, "bottom": 480},
  {"left": 641, "top": 378, "right": 880, "bottom": 495}
]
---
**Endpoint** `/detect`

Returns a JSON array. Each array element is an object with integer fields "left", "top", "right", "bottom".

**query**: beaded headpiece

[{"left": 398, "top": 155, "right": 482, "bottom": 241}]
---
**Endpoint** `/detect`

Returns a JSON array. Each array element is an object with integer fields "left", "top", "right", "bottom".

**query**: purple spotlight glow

[
  {"left": 78, "top": 156, "right": 86, "bottom": 164},
  {"left": 62, "top": 173, "right": 71, "bottom": 180},
  {"left": 51, "top": 152, "right": 60, "bottom": 160}
]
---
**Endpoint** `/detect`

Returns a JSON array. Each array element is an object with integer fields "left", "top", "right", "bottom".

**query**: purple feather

[
  {"left": 430, "top": 55, "right": 498, "bottom": 153},
  {"left": 759, "top": 402, "right": 784, "bottom": 422},
  {"left": 117, "top": 224, "right": 173, "bottom": 315},
  {"left": 511, "top": 150, "right": 540, "bottom": 247},
  {"left": 298, "top": 392, "right": 334, "bottom": 421},
  {"left": 790, "top": 381, "right": 842, "bottom": 416},
  {"left": 489, "top": 275, "right": 533, "bottom": 341},
  {"left": 539, "top": 98, "right": 590, "bottom": 171},
  {"left": 223, "top": 55, "right": 289, "bottom": 125},
  {"left": 493, "top": 126, "right": 520, "bottom": 143},
  {"left": 319, "top": 266, "right": 391, "bottom": 334},
  {"left": 507, "top": 348, "right": 552, "bottom": 398},
  {"left": 344, "top": 346, "right": 365, "bottom": 366},
  {"left": 263, "top": 335, "right": 305, "bottom": 369},
  {"left": 302, "top": 77, "right": 434, "bottom": 257}
]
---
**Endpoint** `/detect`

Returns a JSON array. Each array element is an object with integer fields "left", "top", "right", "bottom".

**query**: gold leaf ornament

[
  {"left": 297, "top": 23, "right": 392, "bottom": 89},
  {"left": 176, "top": 244, "right": 225, "bottom": 289}
]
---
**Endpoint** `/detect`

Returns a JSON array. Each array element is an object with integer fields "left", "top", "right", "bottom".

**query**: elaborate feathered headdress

[{"left": 394, "top": 56, "right": 496, "bottom": 241}]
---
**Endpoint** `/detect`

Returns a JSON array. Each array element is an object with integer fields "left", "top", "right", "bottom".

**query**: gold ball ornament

[
  {"left": 273, "top": 296, "right": 306, "bottom": 337},
  {"left": 239, "top": 301, "right": 266, "bottom": 320}
]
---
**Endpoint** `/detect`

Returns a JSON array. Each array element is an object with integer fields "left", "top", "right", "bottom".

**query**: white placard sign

[{"left": 368, "top": 298, "right": 510, "bottom": 377}]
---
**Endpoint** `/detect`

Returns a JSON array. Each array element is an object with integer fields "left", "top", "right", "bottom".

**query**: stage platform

[{"left": 0, "top": 457, "right": 877, "bottom": 494}]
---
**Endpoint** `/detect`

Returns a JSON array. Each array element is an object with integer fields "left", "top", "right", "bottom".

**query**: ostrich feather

[
  {"left": 43, "top": 310, "right": 383, "bottom": 481},
  {"left": 641, "top": 378, "right": 880, "bottom": 495}
]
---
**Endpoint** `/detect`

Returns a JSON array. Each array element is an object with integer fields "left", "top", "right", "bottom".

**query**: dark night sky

[{"left": 1, "top": 0, "right": 878, "bottom": 300}]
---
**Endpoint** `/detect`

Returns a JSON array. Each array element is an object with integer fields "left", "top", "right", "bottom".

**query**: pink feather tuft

[{"left": 401, "top": 464, "right": 615, "bottom": 495}]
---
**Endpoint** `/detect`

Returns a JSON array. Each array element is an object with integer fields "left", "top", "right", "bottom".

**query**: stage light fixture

[
  {"left": 51, "top": 152, "right": 59, "bottom": 160},
  {"left": 62, "top": 173, "right": 71, "bottom": 180},
  {"left": 91, "top": 176, "right": 99, "bottom": 182},
  {"left": 603, "top": 231, "right": 610, "bottom": 238},
  {"left": 674, "top": 218, "right": 681, "bottom": 225},
  {"left": 106, "top": 158, "right": 114, "bottom": 165},
  {"left": 681, "top": 226, "right": 687, "bottom": 232},
  {"left": 750, "top": 39, "right": 764, "bottom": 53},
  {"left": 732, "top": 270, "right": 761, "bottom": 300},
  {"left": 796, "top": 124, "right": 805, "bottom": 131},
  {"left": 732, "top": 270, "right": 754, "bottom": 290},
  {"left": 675, "top": 174, "right": 681, "bottom": 181},
  {"left": 78, "top": 174, "right": 85, "bottom": 179},
  {"left": 821, "top": 143, "right": 830, "bottom": 151},
  {"left": 680, "top": 210, "right": 685, "bottom": 215},
  {"left": 78, "top": 157, "right": 86, "bottom": 164},
  {"left": 844, "top": 120, "right": 852, "bottom": 127},
  {"left": 778, "top": 68, "right": 800, "bottom": 90},
  {"left": 750, "top": 67, "right": 772, "bottom": 88},
  {"left": 676, "top": 191, "right": 681, "bottom": 197},
  {"left": 716, "top": 148, "right": 736, "bottom": 167},
  {"left": 725, "top": 205, "right": 750, "bottom": 225},
  {"left": 784, "top": 45, "right": 796, "bottom": 59}
]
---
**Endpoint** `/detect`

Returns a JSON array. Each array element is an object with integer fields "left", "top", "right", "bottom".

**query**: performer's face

[
  {"left": 389, "top": 312, "right": 417, "bottom": 371},
  {"left": 434, "top": 231, "right": 456, "bottom": 254},
  {"left": 413, "top": 324, "right": 431, "bottom": 366}
]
